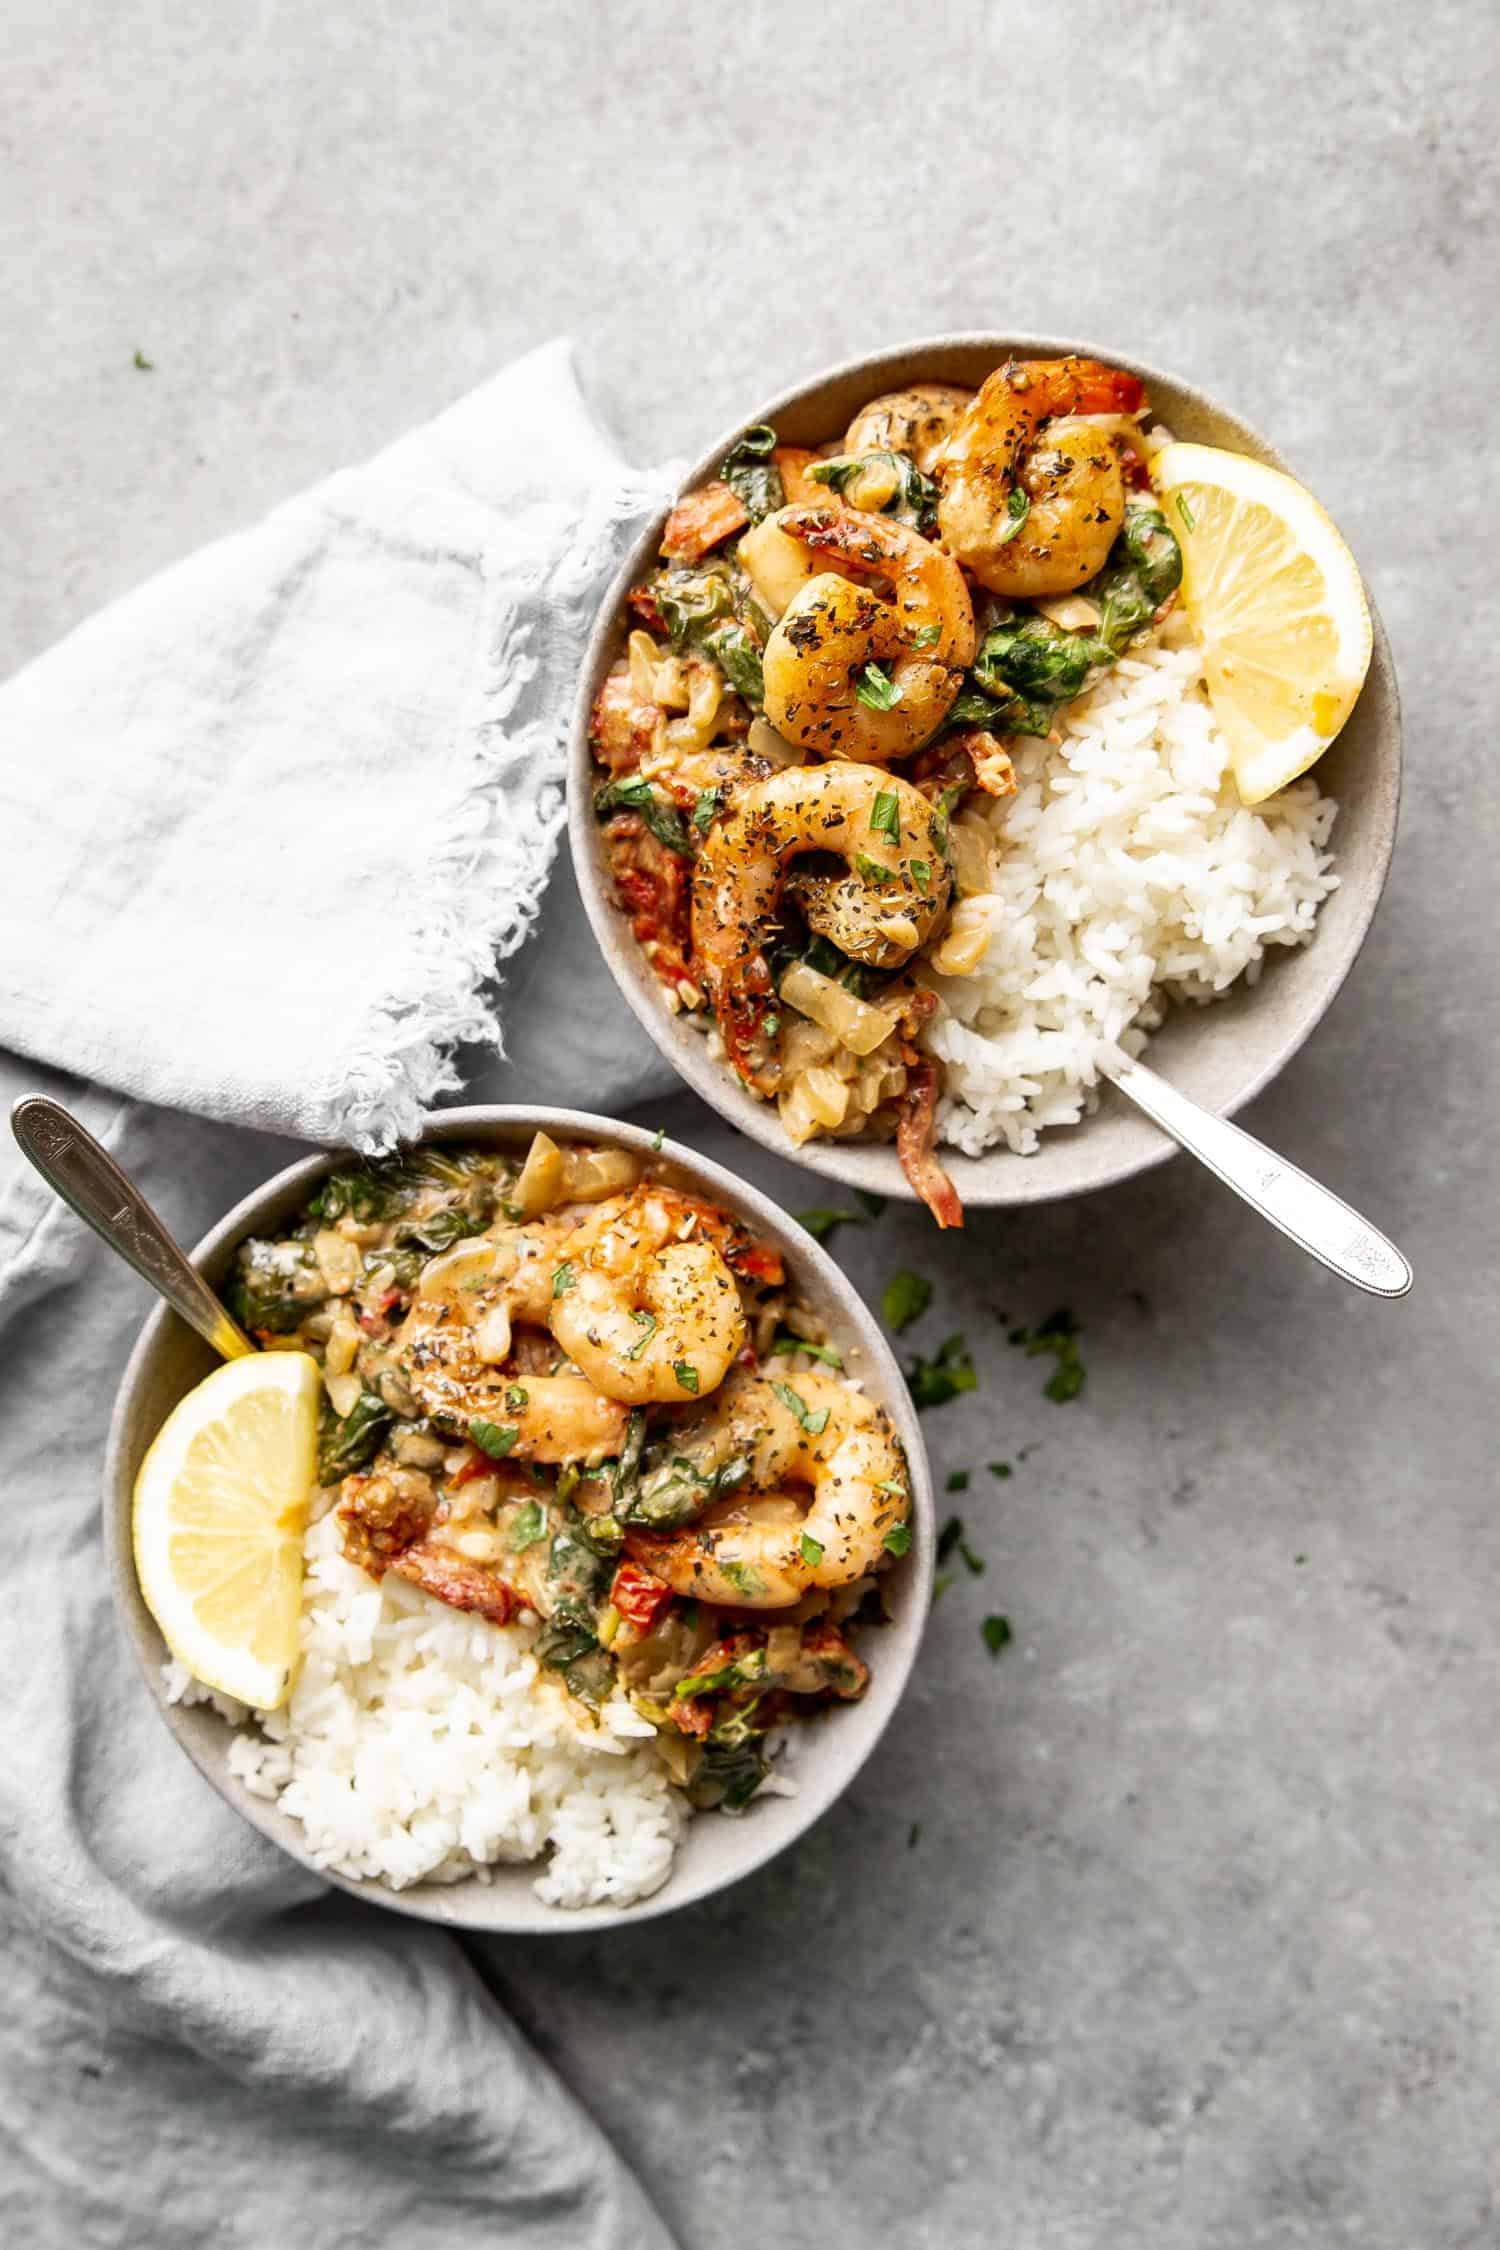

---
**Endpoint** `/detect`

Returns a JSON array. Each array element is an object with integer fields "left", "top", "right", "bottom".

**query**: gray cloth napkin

[{"left": 0, "top": 350, "right": 685, "bottom": 2248}]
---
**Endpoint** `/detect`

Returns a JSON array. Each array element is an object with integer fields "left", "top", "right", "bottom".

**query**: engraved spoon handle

[
  {"left": 1105, "top": 1056, "right": 1413, "bottom": 1299},
  {"left": 10, "top": 1095, "right": 256, "bottom": 1358}
]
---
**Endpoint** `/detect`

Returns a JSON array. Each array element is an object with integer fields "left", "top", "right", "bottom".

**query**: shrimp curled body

[
  {"left": 760, "top": 506, "right": 975, "bottom": 762},
  {"left": 843, "top": 382, "right": 974, "bottom": 474},
  {"left": 691, "top": 762, "right": 950, "bottom": 1093},
  {"left": 550, "top": 1189, "right": 747, "bottom": 1405},
  {"left": 937, "top": 357, "right": 1146, "bottom": 598},
  {"left": 626, "top": 1370, "right": 910, "bottom": 1608}
]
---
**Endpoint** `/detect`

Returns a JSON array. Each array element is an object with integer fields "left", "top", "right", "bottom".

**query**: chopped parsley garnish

[
  {"left": 946, "top": 1470, "right": 969, "bottom": 1493},
  {"left": 982, "top": 1614, "right": 1013, "bottom": 1655},
  {"left": 1175, "top": 492, "right": 1197, "bottom": 532},
  {"left": 1011, "top": 1306, "right": 1086, "bottom": 1403},
  {"left": 996, "top": 487, "right": 1031, "bottom": 544},
  {"left": 852, "top": 852, "right": 897, "bottom": 885},
  {"left": 624, "top": 1311, "right": 659, "bottom": 1361},
  {"left": 883, "top": 1520, "right": 913, "bottom": 1557},
  {"left": 855, "top": 660, "right": 903, "bottom": 711},
  {"left": 881, "top": 1270, "right": 932, "bottom": 1334},
  {"left": 989, "top": 1460, "right": 1012, "bottom": 1479},
  {"left": 504, "top": 1385, "right": 529, "bottom": 1412},
  {"left": 799, "top": 1531, "right": 825, "bottom": 1568},
  {"left": 796, "top": 1207, "right": 861, "bottom": 1245},
  {"left": 650, "top": 1126, "right": 665, "bottom": 1151},
  {"left": 552, "top": 1261, "right": 576, "bottom": 1298},
  {"left": 937, "top": 1516, "right": 964, "bottom": 1563},
  {"left": 720, "top": 1559, "right": 766, "bottom": 1598},
  {"left": 959, "top": 1537, "right": 985, "bottom": 1576},
  {"left": 869, "top": 789, "right": 901, "bottom": 839},
  {"left": 932, "top": 1574, "right": 954, "bottom": 1602},
  {"left": 906, "top": 1332, "right": 977, "bottom": 1410},
  {"left": 772, "top": 1381, "right": 830, "bottom": 1436},
  {"left": 673, "top": 1361, "right": 701, "bottom": 1395},
  {"left": 769, "top": 1330, "right": 844, "bottom": 1369},
  {"left": 507, "top": 1500, "right": 546, "bottom": 1550},
  {"left": 133, "top": 348, "right": 153, "bottom": 371},
  {"left": 911, "top": 622, "right": 941, "bottom": 650},
  {"left": 469, "top": 1419, "right": 519, "bottom": 1459},
  {"left": 692, "top": 788, "right": 721, "bottom": 833},
  {"left": 855, "top": 1190, "right": 888, "bottom": 1217},
  {"left": 875, "top": 1479, "right": 906, "bottom": 1497},
  {"left": 907, "top": 1819, "right": 922, "bottom": 1847},
  {"left": 910, "top": 858, "right": 931, "bottom": 891}
]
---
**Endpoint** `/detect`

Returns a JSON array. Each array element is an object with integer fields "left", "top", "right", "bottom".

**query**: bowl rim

[
  {"left": 568, "top": 330, "right": 1403, "bottom": 1209},
  {"left": 103, "top": 1105, "right": 935, "bottom": 1933}
]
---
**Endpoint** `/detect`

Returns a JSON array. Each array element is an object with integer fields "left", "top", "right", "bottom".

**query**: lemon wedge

[
  {"left": 133, "top": 1351, "right": 319, "bottom": 1708},
  {"left": 1150, "top": 440, "right": 1372, "bottom": 805}
]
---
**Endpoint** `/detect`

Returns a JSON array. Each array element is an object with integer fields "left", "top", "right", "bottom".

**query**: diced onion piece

[
  {"left": 324, "top": 1367, "right": 364, "bottom": 1419},
  {"left": 561, "top": 1146, "right": 644, "bottom": 1204},
  {"left": 781, "top": 961, "right": 900, "bottom": 1056},
  {"left": 652, "top": 653, "right": 689, "bottom": 711},
  {"left": 312, "top": 1229, "right": 362, "bottom": 1296},
  {"left": 453, "top": 1528, "right": 507, "bottom": 1563},
  {"left": 767, "top": 1624, "right": 803, "bottom": 1672},
  {"left": 1035, "top": 592, "right": 1102, "bottom": 632},
  {"left": 472, "top": 1298, "right": 513, "bottom": 1367},
  {"left": 929, "top": 902, "right": 992, "bottom": 977},
  {"left": 802, "top": 1067, "right": 850, "bottom": 1129},
  {"left": 392, "top": 1426, "right": 446, "bottom": 1468},
  {"left": 781, "top": 1017, "right": 838, "bottom": 1076},
  {"left": 846, "top": 458, "right": 900, "bottom": 511},
  {"left": 747, "top": 716, "right": 805, "bottom": 768},
  {"left": 417, "top": 1237, "right": 497, "bottom": 1301},
  {"left": 738, "top": 516, "right": 821, "bottom": 617},
  {"left": 777, "top": 1080, "right": 823, "bottom": 1146},
  {"left": 665, "top": 659, "right": 723, "bottom": 756},
  {"left": 514, "top": 1130, "right": 565, "bottom": 1217},
  {"left": 627, "top": 631, "right": 660, "bottom": 702},
  {"left": 948, "top": 817, "right": 994, "bottom": 898},
  {"left": 324, "top": 1306, "right": 361, "bottom": 1378}
]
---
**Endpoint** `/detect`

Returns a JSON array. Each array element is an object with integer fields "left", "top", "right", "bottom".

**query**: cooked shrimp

[
  {"left": 691, "top": 762, "right": 950, "bottom": 1092},
  {"left": 625, "top": 1369, "right": 909, "bottom": 1608},
  {"left": 936, "top": 357, "right": 1146, "bottom": 597},
  {"left": 759, "top": 506, "right": 975, "bottom": 762},
  {"left": 398, "top": 1228, "right": 627, "bottom": 1461},
  {"left": 550, "top": 1187, "right": 747, "bottom": 1405},
  {"left": 844, "top": 383, "right": 973, "bottom": 474}
]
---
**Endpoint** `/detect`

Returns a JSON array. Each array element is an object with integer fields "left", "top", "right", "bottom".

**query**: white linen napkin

[{"left": 0, "top": 338, "right": 678, "bottom": 1145}]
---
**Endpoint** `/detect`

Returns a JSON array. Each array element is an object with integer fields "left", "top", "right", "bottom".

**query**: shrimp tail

[{"left": 897, "top": 1059, "right": 964, "bottom": 1229}]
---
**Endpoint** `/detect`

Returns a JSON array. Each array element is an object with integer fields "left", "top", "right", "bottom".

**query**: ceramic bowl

[
  {"left": 569, "top": 334, "right": 1402, "bottom": 1207},
  {"left": 103, "top": 1107, "right": 934, "bottom": 1932}
]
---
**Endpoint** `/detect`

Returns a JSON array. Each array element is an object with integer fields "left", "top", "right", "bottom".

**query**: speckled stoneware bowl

[
  {"left": 569, "top": 334, "right": 1402, "bottom": 1207},
  {"left": 104, "top": 1107, "right": 934, "bottom": 1933}
]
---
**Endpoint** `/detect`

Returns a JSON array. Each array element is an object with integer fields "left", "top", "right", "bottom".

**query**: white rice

[
  {"left": 168, "top": 1509, "right": 687, "bottom": 1908},
  {"left": 928, "top": 614, "right": 1339, "bottom": 1156}
]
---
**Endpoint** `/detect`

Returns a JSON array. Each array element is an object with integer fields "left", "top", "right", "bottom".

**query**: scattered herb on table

[
  {"left": 989, "top": 1461, "right": 1012, "bottom": 1480},
  {"left": 855, "top": 1190, "right": 887, "bottom": 1217},
  {"left": 946, "top": 1470, "right": 969, "bottom": 1493},
  {"left": 133, "top": 348, "right": 153, "bottom": 371},
  {"left": 982, "top": 1614, "right": 1013, "bottom": 1655},
  {"left": 882, "top": 1270, "right": 931, "bottom": 1334},
  {"left": 1017, "top": 1306, "right": 1086, "bottom": 1402},
  {"left": 796, "top": 1207, "right": 863, "bottom": 1246},
  {"left": 937, "top": 1516, "right": 964, "bottom": 1564},
  {"left": 907, "top": 1332, "right": 977, "bottom": 1410},
  {"left": 907, "top": 1820, "right": 922, "bottom": 1849}
]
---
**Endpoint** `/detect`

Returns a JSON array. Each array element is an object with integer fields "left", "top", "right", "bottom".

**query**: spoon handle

[
  {"left": 1106, "top": 1057, "right": 1412, "bottom": 1298},
  {"left": 10, "top": 1095, "right": 257, "bottom": 1358}
]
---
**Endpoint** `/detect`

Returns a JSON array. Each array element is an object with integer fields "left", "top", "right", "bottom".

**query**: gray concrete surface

[{"left": 5, "top": 3, "right": 1498, "bottom": 2244}]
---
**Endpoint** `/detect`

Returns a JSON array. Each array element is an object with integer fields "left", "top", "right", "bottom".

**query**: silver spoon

[
  {"left": 10, "top": 1094, "right": 256, "bottom": 1358},
  {"left": 1104, "top": 1054, "right": 1412, "bottom": 1297}
]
